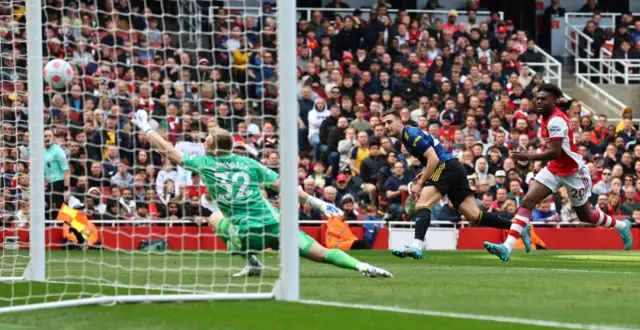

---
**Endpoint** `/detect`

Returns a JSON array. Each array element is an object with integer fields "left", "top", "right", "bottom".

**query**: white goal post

[{"left": 0, "top": 0, "right": 299, "bottom": 312}]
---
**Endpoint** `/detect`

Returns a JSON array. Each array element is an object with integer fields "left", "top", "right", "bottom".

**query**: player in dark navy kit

[{"left": 382, "top": 110, "right": 527, "bottom": 259}]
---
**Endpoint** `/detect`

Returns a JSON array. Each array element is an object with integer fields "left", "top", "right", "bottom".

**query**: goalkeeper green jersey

[{"left": 181, "top": 153, "right": 280, "bottom": 232}]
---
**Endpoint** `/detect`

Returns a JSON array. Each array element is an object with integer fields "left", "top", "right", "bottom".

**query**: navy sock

[
  {"left": 477, "top": 211, "right": 512, "bottom": 229},
  {"left": 413, "top": 207, "right": 432, "bottom": 241}
]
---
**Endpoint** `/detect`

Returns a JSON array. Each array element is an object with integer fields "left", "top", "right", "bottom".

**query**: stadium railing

[
  {"left": 564, "top": 22, "right": 594, "bottom": 64},
  {"left": 563, "top": 13, "right": 634, "bottom": 122},
  {"left": 574, "top": 67, "right": 628, "bottom": 115},
  {"left": 35, "top": 219, "right": 593, "bottom": 229},
  {"left": 205, "top": 6, "right": 502, "bottom": 26},
  {"left": 578, "top": 56, "right": 640, "bottom": 85},
  {"left": 564, "top": 12, "right": 618, "bottom": 31},
  {"left": 525, "top": 45, "right": 563, "bottom": 88}
]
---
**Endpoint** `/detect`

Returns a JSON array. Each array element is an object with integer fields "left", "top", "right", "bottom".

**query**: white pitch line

[
  {"left": 300, "top": 300, "right": 638, "bottom": 330},
  {"left": 0, "top": 323, "right": 37, "bottom": 329},
  {"left": 430, "top": 265, "right": 638, "bottom": 275}
]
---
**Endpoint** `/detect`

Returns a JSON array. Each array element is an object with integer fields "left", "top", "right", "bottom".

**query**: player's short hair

[
  {"left": 538, "top": 83, "right": 563, "bottom": 99},
  {"left": 209, "top": 127, "right": 234, "bottom": 155},
  {"left": 381, "top": 109, "right": 401, "bottom": 119}
]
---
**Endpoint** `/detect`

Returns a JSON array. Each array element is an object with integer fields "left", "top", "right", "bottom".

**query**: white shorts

[{"left": 533, "top": 166, "right": 592, "bottom": 206}]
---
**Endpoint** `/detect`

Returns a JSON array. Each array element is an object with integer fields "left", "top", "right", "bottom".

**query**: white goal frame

[{"left": 0, "top": 0, "right": 299, "bottom": 312}]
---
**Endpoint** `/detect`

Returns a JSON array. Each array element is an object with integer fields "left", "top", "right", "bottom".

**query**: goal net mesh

[{"left": 0, "top": 0, "right": 283, "bottom": 309}]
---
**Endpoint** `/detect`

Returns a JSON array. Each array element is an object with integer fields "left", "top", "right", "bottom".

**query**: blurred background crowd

[{"left": 0, "top": 0, "right": 639, "bottom": 228}]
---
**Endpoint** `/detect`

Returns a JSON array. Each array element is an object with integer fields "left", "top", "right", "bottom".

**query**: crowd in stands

[{"left": 0, "top": 0, "right": 639, "bottom": 228}]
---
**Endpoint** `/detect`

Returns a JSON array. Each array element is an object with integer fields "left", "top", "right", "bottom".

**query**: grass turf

[{"left": 0, "top": 250, "right": 638, "bottom": 329}]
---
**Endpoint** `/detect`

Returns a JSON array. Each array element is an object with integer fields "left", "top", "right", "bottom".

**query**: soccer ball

[{"left": 44, "top": 59, "right": 74, "bottom": 89}]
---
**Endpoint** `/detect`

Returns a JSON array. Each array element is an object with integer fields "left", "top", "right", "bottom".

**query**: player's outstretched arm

[
  {"left": 131, "top": 110, "right": 185, "bottom": 165},
  {"left": 268, "top": 179, "right": 343, "bottom": 217}
]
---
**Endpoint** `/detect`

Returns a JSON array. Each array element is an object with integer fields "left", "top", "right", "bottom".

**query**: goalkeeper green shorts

[{"left": 216, "top": 219, "right": 315, "bottom": 255}]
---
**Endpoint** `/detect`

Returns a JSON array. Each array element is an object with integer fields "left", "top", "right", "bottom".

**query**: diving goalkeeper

[{"left": 132, "top": 110, "right": 391, "bottom": 278}]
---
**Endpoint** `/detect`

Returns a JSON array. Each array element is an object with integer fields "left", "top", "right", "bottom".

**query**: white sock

[
  {"left": 411, "top": 239, "right": 424, "bottom": 250},
  {"left": 613, "top": 219, "right": 627, "bottom": 232},
  {"left": 503, "top": 236, "right": 517, "bottom": 253}
]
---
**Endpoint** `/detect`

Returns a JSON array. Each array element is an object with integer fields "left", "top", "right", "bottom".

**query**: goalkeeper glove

[
  {"left": 131, "top": 110, "right": 153, "bottom": 136},
  {"left": 305, "top": 195, "right": 344, "bottom": 217}
]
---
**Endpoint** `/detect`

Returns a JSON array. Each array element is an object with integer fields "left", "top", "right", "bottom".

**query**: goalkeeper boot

[
  {"left": 356, "top": 263, "right": 393, "bottom": 278},
  {"left": 619, "top": 220, "right": 634, "bottom": 251},
  {"left": 483, "top": 242, "right": 511, "bottom": 262},
  {"left": 233, "top": 255, "right": 264, "bottom": 277},
  {"left": 521, "top": 224, "right": 532, "bottom": 253},
  {"left": 391, "top": 245, "right": 424, "bottom": 260}
]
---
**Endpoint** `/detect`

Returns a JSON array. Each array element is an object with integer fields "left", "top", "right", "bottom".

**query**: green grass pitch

[{"left": 0, "top": 250, "right": 638, "bottom": 330}]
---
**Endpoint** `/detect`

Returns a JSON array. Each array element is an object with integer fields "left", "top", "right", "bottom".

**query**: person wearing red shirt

[
  {"left": 439, "top": 116, "right": 455, "bottom": 141},
  {"left": 187, "top": 172, "right": 207, "bottom": 199},
  {"left": 590, "top": 114, "right": 608, "bottom": 145},
  {"left": 443, "top": 10, "right": 459, "bottom": 34},
  {"left": 485, "top": 84, "right": 633, "bottom": 261}
]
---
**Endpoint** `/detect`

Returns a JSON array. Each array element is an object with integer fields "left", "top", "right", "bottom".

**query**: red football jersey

[{"left": 540, "top": 108, "right": 582, "bottom": 176}]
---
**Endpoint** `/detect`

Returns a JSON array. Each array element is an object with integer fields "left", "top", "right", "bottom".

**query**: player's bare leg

[
  {"left": 207, "top": 212, "right": 264, "bottom": 277},
  {"left": 303, "top": 241, "right": 392, "bottom": 278},
  {"left": 485, "top": 180, "right": 552, "bottom": 261},
  {"left": 392, "top": 185, "right": 442, "bottom": 260},
  {"left": 456, "top": 195, "right": 531, "bottom": 251},
  {"left": 573, "top": 204, "right": 633, "bottom": 250}
]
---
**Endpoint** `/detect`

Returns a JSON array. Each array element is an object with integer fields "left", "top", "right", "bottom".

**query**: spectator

[
  {"left": 621, "top": 186, "right": 640, "bottom": 215},
  {"left": 500, "top": 200, "right": 517, "bottom": 220},
  {"left": 307, "top": 98, "right": 330, "bottom": 161},
  {"left": 118, "top": 187, "right": 136, "bottom": 217},
  {"left": 359, "top": 140, "right": 386, "bottom": 205},
  {"left": 384, "top": 161, "right": 411, "bottom": 221},
  {"left": 507, "top": 180, "right": 524, "bottom": 207},
  {"left": 349, "top": 131, "right": 371, "bottom": 186},
  {"left": 334, "top": 174, "right": 359, "bottom": 205},
  {"left": 111, "top": 162, "right": 134, "bottom": 189},
  {"left": 531, "top": 197, "right": 559, "bottom": 223},
  {"left": 310, "top": 162, "right": 330, "bottom": 189},
  {"left": 300, "top": 202, "right": 322, "bottom": 222},
  {"left": 340, "top": 194, "right": 358, "bottom": 221},
  {"left": 322, "top": 186, "right": 338, "bottom": 206},
  {"left": 593, "top": 168, "right": 613, "bottom": 195},
  {"left": 492, "top": 187, "right": 508, "bottom": 210},
  {"left": 607, "top": 193, "right": 623, "bottom": 216},
  {"left": 480, "top": 192, "right": 498, "bottom": 213},
  {"left": 88, "top": 114, "right": 131, "bottom": 163}
]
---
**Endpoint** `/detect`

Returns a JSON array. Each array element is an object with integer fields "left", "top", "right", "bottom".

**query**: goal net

[{"left": 0, "top": 0, "right": 299, "bottom": 312}]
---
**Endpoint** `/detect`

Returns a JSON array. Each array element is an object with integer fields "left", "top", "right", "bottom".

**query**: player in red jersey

[{"left": 484, "top": 84, "right": 633, "bottom": 261}]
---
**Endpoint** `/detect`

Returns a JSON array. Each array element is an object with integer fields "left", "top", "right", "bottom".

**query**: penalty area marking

[{"left": 300, "top": 300, "right": 637, "bottom": 330}]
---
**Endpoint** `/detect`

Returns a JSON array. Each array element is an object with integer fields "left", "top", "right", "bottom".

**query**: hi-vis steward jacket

[
  {"left": 325, "top": 216, "right": 358, "bottom": 251},
  {"left": 57, "top": 204, "right": 100, "bottom": 247}
]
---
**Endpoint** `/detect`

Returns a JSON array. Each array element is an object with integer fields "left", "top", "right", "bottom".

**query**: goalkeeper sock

[
  {"left": 410, "top": 207, "right": 432, "bottom": 249},
  {"left": 324, "top": 249, "right": 360, "bottom": 270},
  {"left": 476, "top": 211, "right": 512, "bottom": 229}
]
